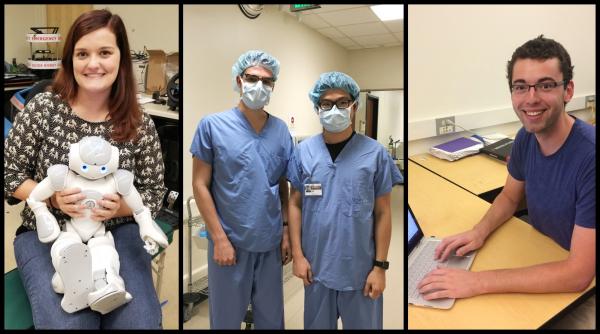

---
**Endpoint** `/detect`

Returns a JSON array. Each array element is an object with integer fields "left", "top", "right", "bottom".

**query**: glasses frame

[
  {"left": 316, "top": 98, "right": 356, "bottom": 112},
  {"left": 510, "top": 80, "right": 567, "bottom": 95},
  {"left": 241, "top": 72, "right": 275, "bottom": 88}
]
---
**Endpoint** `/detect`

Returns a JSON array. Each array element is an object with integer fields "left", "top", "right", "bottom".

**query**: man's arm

[
  {"left": 363, "top": 193, "right": 392, "bottom": 299},
  {"left": 420, "top": 224, "right": 595, "bottom": 299},
  {"left": 279, "top": 178, "right": 291, "bottom": 264},
  {"left": 435, "top": 174, "right": 525, "bottom": 261},
  {"left": 192, "top": 157, "right": 235, "bottom": 265},
  {"left": 373, "top": 193, "right": 392, "bottom": 264},
  {"left": 289, "top": 187, "right": 313, "bottom": 285},
  {"left": 479, "top": 224, "right": 595, "bottom": 294}
]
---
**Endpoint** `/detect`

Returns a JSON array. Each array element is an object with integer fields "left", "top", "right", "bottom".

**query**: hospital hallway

[{"left": 184, "top": 184, "right": 404, "bottom": 329}]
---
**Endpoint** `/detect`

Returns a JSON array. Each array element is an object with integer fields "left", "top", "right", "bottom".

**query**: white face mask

[
  {"left": 240, "top": 79, "right": 272, "bottom": 110},
  {"left": 318, "top": 105, "right": 352, "bottom": 133}
]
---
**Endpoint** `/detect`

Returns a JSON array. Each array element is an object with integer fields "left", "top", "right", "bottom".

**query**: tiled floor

[
  {"left": 184, "top": 185, "right": 405, "bottom": 329},
  {"left": 3, "top": 201, "right": 179, "bottom": 329}
]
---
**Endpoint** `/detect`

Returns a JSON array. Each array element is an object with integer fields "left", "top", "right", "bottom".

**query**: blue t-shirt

[
  {"left": 190, "top": 107, "right": 293, "bottom": 252},
  {"left": 287, "top": 133, "right": 403, "bottom": 291},
  {"left": 508, "top": 117, "right": 595, "bottom": 250}
]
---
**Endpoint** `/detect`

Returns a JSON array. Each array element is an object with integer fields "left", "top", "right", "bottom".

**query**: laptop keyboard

[{"left": 408, "top": 241, "right": 442, "bottom": 301}]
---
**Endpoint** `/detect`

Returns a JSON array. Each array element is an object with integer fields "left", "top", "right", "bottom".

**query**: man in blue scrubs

[
  {"left": 418, "top": 36, "right": 595, "bottom": 322},
  {"left": 190, "top": 50, "right": 293, "bottom": 329},
  {"left": 287, "top": 72, "right": 403, "bottom": 329}
]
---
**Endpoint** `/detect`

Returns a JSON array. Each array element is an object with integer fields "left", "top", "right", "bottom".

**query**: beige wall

[
  {"left": 348, "top": 46, "right": 403, "bottom": 90},
  {"left": 94, "top": 4, "right": 178, "bottom": 53},
  {"left": 4, "top": 5, "right": 177, "bottom": 66},
  {"left": 4, "top": 5, "right": 47, "bottom": 64}
]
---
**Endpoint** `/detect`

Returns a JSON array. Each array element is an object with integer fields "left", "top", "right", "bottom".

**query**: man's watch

[
  {"left": 283, "top": 221, "right": 288, "bottom": 226},
  {"left": 373, "top": 260, "right": 389, "bottom": 270}
]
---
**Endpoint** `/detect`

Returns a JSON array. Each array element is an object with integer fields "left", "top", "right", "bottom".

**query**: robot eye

[
  {"left": 100, "top": 166, "right": 108, "bottom": 174},
  {"left": 81, "top": 164, "right": 89, "bottom": 173}
]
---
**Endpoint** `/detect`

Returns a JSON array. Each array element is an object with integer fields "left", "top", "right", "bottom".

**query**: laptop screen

[
  {"left": 408, "top": 205, "right": 424, "bottom": 254},
  {"left": 408, "top": 209, "right": 418, "bottom": 242}
]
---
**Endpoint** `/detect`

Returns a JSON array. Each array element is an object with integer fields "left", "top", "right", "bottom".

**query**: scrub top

[
  {"left": 190, "top": 107, "right": 293, "bottom": 252},
  {"left": 287, "top": 133, "right": 403, "bottom": 291}
]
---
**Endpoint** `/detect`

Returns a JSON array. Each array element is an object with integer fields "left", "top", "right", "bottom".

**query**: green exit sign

[{"left": 290, "top": 4, "right": 321, "bottom": 12}]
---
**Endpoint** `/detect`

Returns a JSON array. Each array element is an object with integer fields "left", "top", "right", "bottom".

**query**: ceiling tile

[
  {"left": 394, "top": 32, "right": 403, "bottom": 40},
  {"left": 299, "top": 14, "right": 331, "bottom": 29},
  {"left": 332, "top": 37, "right": 357, "bottom": 47},
  {"left": 337, "top": 22, "right": 388, "bottom": 37},
  {"left": 317, "top": 7, "right": 379, "bottom": 26},
  {"left": 351, "top": 33, "right": 398, "bottom": 46},
  {"left": 298, "top": 4, "right": 367, "bottom": 14},
  {"left": 382, "top": 19, "right": 403, "bottom": 33},
  {"left": 317, "top": 27, "right": 346, "bottom": 39},
  {"left": 383, "top": 42, "right": 402, "bottom": 48}
]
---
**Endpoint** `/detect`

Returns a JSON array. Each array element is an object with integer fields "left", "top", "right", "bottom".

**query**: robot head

[{"left": 68, "top": 136, "right": 119, "bottom": 180}]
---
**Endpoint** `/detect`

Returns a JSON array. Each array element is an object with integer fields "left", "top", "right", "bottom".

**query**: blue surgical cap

[
  {"left": 308, "top": 71, "right": 360, "bottom": 106},
  {"left": 232, "top": 50, "right": 280, "bottom": 92}
]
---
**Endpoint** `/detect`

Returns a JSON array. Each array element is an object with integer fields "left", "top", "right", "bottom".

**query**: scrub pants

[
  {"left": 13, "top": 223, "right": 162, "bottom": 329},
  {"left": 304, "top": 281, "right": 383, "bottom": 329},
  {"left": 207, "top": 239, "right": 284, "bottom": 329}
]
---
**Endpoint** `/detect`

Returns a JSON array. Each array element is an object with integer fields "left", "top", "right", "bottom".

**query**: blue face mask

[
  {"left": 318, "top": 105, "right": 351, "bottom": 133},
  {"left": 241, "top": 80, "right": 272, "bottom": 110}
]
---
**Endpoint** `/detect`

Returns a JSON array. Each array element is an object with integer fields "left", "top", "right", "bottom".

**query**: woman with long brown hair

[{"left": 4, "top": 9, "right": 166, "bottom": 329}]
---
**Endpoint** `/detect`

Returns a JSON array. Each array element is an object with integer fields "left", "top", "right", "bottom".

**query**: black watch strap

[{"left": 373, "top": 260, "right": 389, "bottom": 270}]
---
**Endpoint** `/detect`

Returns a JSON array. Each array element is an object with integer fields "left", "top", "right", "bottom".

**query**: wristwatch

[
  {"left": 373, "top": 260, "right": 389, "bottom": 270},
  {"left": 283, "top": 221, "right": 288, "bottom": 226}
]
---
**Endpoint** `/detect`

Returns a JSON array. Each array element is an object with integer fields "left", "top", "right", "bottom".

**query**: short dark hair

[{"left": 506, "top": 35, "right": 574, "bottom": 89}]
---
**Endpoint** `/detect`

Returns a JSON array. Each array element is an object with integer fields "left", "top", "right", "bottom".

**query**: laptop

[
  {"left": 408, "top": 205, "right": 477, "bottom": 309},
  {"left": 480, "top": 138, "right": 514, "bottom": 163}
]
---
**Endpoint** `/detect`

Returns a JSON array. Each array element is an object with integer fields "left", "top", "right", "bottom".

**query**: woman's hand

[
  {"left": 90, "top": 193, "right": 122, "bottom": 222},
  {"left": 52, "top": 188, "right": 86, "bottom": 218}
]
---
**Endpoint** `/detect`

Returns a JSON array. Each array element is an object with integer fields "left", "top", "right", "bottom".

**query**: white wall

[
  {"left": 373, "top": 90, "right": 403, "bottom": 149},
  {"left": 94, "top": 4, "right": 179, "bottom": 53},
  {"left": 408, "top": 4, "right": 595, "bottom": 149},
  {"left": 4, "top": 5, "right": 47, "bottom": 64}
]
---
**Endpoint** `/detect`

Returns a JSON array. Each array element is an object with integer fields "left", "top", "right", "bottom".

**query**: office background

[{"left": 407, "top": 4, "right": 595, "bottom": 155}]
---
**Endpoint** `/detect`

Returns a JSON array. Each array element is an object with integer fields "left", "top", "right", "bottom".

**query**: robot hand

[
  {"left": 143, "top": 239, "right": 159, "bottom": 255},
  {"left": 26, "top": 198, "right": 61, "bottom": 243},
  {"left": 134, "top": 207, "right": 169, "bottom": 255}
]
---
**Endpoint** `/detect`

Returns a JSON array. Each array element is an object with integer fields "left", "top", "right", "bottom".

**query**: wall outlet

[{"left": 436, "top": 116, "right": 455, "bottom": 135}]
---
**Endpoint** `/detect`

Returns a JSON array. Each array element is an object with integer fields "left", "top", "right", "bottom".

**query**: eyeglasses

[
  {"left": 510, "top": 80, "right": 567, "bottom": 95},
  {"left": 317, "top": 98, "right": 355, "bottom": 111},
  {"left": 241, "top": 73, "right": 275, "bottom": 88}
]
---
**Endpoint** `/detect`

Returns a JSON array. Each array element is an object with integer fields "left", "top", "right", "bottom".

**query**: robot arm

[
  {"left": 114, "top": 169, "right": 168, "bottom": 255},
  {"left": 26, "top": 164, "right": 70, "bottom": 243}
]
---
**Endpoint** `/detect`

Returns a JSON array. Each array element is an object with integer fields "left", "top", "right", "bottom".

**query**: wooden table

[
  {"left": 408, "top": 160, "right": 595, "bottom": 329},
  {"left": 409, "top": 153, "right": 508, "bottom": 197}
]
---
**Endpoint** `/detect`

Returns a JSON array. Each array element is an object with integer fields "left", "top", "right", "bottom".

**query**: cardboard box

[{"left": 145, "top": 49, "right": 167, "bottom": 95}]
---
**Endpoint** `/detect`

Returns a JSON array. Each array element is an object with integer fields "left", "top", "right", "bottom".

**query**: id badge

[{"left": 304, "top": 183, "right": 322, "bottom": 197}]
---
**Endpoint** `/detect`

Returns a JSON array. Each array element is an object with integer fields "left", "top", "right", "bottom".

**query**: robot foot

[
  {"left": 57, "top": 243, "right": 93, "bottom": 313},
  {"left": 88, "top": 279, "right": 132, "bottom": 315}
]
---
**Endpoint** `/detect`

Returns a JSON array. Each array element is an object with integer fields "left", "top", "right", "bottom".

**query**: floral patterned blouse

[{"left": 4, "top": 92, "right": 166, "bottom": 231}]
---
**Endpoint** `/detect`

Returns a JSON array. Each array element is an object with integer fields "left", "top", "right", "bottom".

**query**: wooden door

[
  {"left": 46, "top": 5, "right": 93, "bottom": 57},
  {"left": 365, "top": 94, "right": 379, "bottom": 139}
]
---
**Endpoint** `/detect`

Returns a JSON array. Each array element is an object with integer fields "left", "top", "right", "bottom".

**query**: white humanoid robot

[{"left": 26, "top": 136, "right": 169, "bottom": 314}]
